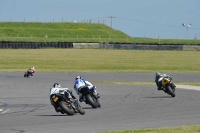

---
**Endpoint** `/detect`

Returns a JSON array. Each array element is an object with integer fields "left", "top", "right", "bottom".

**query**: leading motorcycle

[
  {"left": 24, "top": 71, "right": 34, "bottom": 78},
  {"left": 161, "top": 77, "right": 176, "bottom": 97},
  {"left": 50, "top": 91, "right": 85, "bottom": 115}
]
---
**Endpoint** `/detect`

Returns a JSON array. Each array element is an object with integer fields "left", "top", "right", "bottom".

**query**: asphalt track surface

[{"left": 1, "top": 72, "right": 200, "bottom": 133}]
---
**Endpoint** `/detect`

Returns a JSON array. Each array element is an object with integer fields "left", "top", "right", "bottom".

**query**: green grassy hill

[
  {"left": 0, "top": 22, "right": 131, "bottom": 42},
  {"left": 0, "top": 22, "right": 199, "bottom": 44}
]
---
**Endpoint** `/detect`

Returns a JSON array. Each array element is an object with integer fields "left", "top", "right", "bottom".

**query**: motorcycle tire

[
  {"left": 86, "top": 94, "right": 98, "bottom": 108},
  {"left": 24, "top": 73, "right": 30, "bottom": 78},
  {"left": 166, "top": 85, "right": 175, "bottom": 97},
  {"left": 97, "top": 99, "right": 101, "bottom": 108},
  {"left": 78, "top": 108, "right": 85, "bottom": 115},
  {"left": 24, "top": 72, "right": 27, "bottom": 78},
  {"left": 58, "top": 101, "right": 75, "bottom": 115}
]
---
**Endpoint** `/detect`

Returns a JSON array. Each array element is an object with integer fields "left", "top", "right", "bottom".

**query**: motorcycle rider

[
  {"left": 155, "top": 72, "right": 176, "bottom": 91},
  {"left": 73, "top": 76, "right": 100, "bottom": 102},
  {"left": 27, "top": 66, "right": 35, "bottom": 76},
  {"left": 50, "top": 83, "right": 77, "bottom": 113}
]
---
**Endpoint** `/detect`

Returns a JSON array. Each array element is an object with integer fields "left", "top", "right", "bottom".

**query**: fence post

[{"left": 45, "top": 34, "right": 48, "bottom": 42}]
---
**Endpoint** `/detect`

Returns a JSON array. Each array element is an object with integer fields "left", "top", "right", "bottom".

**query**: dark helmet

[
  {"left": 53, "top": 83, "right": 61, "bottom": 88},
  {"left": 156, "top": 72, "right": 161, "bottom": 77},
  {"left": 75, "top": 76, "right": 82, "bottom": 80}
]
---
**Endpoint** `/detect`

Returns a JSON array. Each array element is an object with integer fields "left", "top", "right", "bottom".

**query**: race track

[{"left": 1, "top": 72, "right": 200, "bottom": 133}]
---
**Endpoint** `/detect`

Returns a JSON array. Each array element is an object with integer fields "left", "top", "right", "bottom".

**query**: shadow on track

[
  {"left": 82, "top": 107, "right": 94, "bottom": 109},
  {"left": 36, "top": 114, "right": 73, "bottom": 116},
  {"left": 143, "top": 96, "right": 172, "bottom": 98}
]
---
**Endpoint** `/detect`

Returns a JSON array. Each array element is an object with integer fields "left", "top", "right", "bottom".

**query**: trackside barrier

[
  {"left": 0, "top": 42, "right": 200, "bottom": 50},
  {"left": 99, "top": 44, "right": 183, "bottom": 50},
  {"left": 0, "top": 42, "right": 73, "bottom": 49},
  {"left": 73, "top": 43, "right": 99, "bottom": 49}
]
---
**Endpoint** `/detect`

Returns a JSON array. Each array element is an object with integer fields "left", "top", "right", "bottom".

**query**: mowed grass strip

[
  {"left": 101, "top": 125, "right": 200, "bottom": 133},
  {"left": 0, "top": 49, "right": 200, "bottom": 72}
]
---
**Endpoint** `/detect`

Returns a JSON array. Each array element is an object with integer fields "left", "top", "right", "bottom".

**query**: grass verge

[
  {"left": 0, "top": 49, "right": 200, "bottom": 72},
  {"left": 101, "top": 125, "right": 200, "bottom": 133}
]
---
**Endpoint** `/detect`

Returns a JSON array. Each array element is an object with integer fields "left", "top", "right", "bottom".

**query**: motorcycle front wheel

[
  {"left": 97, "top": 99, "right": 101, "bottom": 108},
  {"left": 86, "top": 94, "right": 98, "bottom": 108},
  {"left": 78, "top": 108, "right": 85, "bottom": 115},
  {"left": 166, "top": 85, "right": 175, "bottom": 97},
  {"left": 24, "top": 72, "right": 28, "bottom": 78}
]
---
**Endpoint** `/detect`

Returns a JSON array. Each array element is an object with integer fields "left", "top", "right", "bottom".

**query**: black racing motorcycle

[
  {"left": 50, "top": 91, "right": 85, "bottom": 115},
  {"left": 161, "top": 77, "right": 176, "bottom": 97},
  {"left": 80, "top": 86, "right": 101, "bottom": 108},
  {"left": 24, "top": 71, "right": 33, "bottom": 78}
]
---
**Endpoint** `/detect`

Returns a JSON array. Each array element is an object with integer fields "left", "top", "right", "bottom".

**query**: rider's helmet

[
  {"left": 156, "top": 72, "right": 161, "bottom": 77},
  {"left": 53, "top": 83, "right": 61, "bottom": 88},
  {"left": 32, "top": 67, "right": 35, "bottom": 72},
  {"left": 75, "top": 76, "right": 82, "bottom": 80}
]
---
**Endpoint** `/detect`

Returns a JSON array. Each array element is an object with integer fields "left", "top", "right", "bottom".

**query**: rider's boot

[
  {"left": 71, "top": 92, "right": 77, "bottom": 100},
  {"left": 54, "top": 106, "right": 64, "bottom": 114},
  {"left": 79, "top": 93, "right": 84, "bottom": 102}
]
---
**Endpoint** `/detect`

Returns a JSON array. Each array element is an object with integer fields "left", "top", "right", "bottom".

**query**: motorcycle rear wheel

[
  {"left": 58, "top": 101, "right": 75, "bottom": 115},
  {"left": 86, "top": 94, "right": 98, "bottom": 108}
]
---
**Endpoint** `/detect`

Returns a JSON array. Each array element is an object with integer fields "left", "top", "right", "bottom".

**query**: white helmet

[
  {"left": 53, "top": 83, "right": 61, "bottom": 88},
  {"left": 75, "top": 76, "right": 82, "bottom": 80}
]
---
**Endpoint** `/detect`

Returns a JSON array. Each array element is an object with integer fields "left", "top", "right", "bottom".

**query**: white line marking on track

[{"left": 177, "top": 85, "right": 200, "bottom": 91}]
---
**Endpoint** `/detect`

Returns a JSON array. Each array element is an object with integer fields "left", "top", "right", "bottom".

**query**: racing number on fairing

[
  {"left": 53, "top": 97, "right": 58, "bottom": 102},
  {"left": 52, "top": 95, "right": 59, "bottom": 102}
]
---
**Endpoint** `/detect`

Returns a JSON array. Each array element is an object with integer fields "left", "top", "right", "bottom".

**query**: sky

[{"left": 0, "top": 0, "right": 199, "bottom": 39}]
